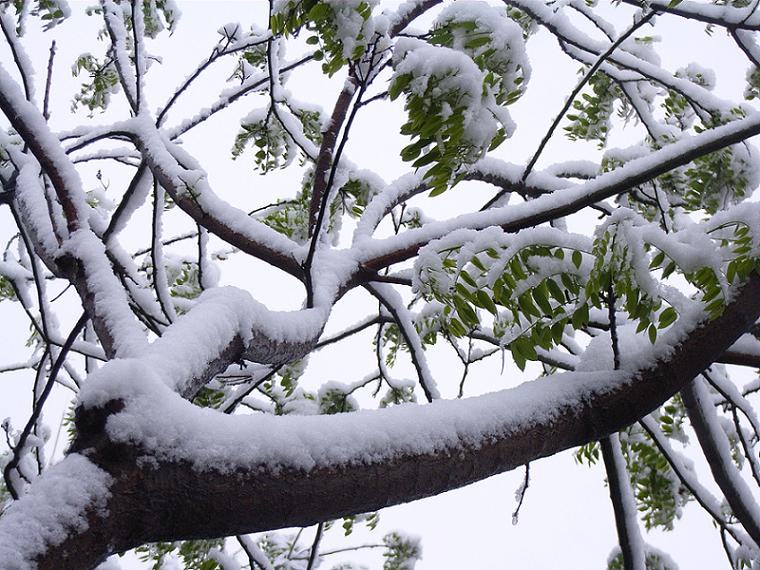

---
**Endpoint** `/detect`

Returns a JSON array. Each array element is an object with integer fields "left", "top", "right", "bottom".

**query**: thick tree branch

[{"left": 11, "top": 270, "right": 760, "bottom": 569}]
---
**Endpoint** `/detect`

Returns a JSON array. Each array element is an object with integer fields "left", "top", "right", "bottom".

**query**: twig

[
  {"left": 306, "top": 522, "right": 324, "bottom": 570},
  {"left": 511, "top": 463, "right": 531, "bottom": 525},
  {"left": 3, "top": 312, "right": 87, "bottom": 500},
  {"left": 43, "top": 41, "right": 57, "bottom": 120}
]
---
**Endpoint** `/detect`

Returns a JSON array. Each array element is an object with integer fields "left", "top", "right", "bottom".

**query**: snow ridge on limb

[
  {"left": 128, "top": 115, "right": 305, "bottom": 278},
  {"left": 0, "top": 455, "right": 111, "bottom": 570}
]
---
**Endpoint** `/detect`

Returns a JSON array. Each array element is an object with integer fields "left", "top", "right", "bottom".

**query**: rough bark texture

[{"left": 27, "top": 272, "right": 760, "bottom": 569}]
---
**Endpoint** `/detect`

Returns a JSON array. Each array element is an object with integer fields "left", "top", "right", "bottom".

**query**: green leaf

[
  {"left": 532, "top": 284, "right": 553, "bottom": 315},
  {"left": 546, "top": 278, "right": 565, "bottom": 304},
  {"left": 572, "top": 250, "right": 583, "bottom": 269},
  {"left": 658, "top": 307, "right": 677, "bottom": 329},
  {"left": 571, "top": 303, "right": 589, "bottom": 329},
  {"left": 477, "top": 290, "right": 498, "bottom": 315},
  {"left": 453, "top": 296, "right": 478, "bottom": 328}
]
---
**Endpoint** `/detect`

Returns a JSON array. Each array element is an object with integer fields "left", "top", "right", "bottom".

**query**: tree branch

[{"left": 11, "top": 268, "right": 760, "bottom": 569}]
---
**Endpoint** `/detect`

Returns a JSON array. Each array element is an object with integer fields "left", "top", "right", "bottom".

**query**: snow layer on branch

[
  {"left": 79, "top": 286, "right": 329, "bottom": 398},
  {"left": 353, "top": 110, "right": 760, "bottom": 265},
  {"left": 0, "top": 62, "right": 90, "bottom": 226},
  {"left": 62, "top": 230, "right": 149, "bottom": 357},
  {"left": 131, "top": 116, "right": 302, "bottom": 262},
  {"left": 84, "top": 361, "right": 627, "bottom": 474},
  {"left": 86, "top": 298, "right": 716, "bottom": 474},
  {"left": 0, "top": 455, "right": 112, "bottom": 570}
]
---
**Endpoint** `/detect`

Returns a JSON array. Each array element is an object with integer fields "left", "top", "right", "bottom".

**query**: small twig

[
  {"left": 306, "top": 522, "right": 324, "bottom": 570},
  {"left": 43, "top": 41, "right": 57, "bottom": 121},
  {"left": 511, "top": 463, "right": 531, "bottom": 525},
  {"left": 3, "top": 312, "right": 87, "bottom": 500}
]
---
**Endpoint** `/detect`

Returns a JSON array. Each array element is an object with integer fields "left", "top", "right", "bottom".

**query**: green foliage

[
  {"left": 564, "top": 72, "right": 620, "bottom": 148},
  {"left": 429, "top": 11, "right": 528, "bottom": 108},
  {"left": 62, "top": 402, "right": 77, "bottom": 443},
  {"left": 318, "top": 386, "right": 357, "bottom": 415},
  {"left": 389, "top": 3, "right": 530, "bottom": 196},
  {"left": 379, "top": 384, "right": 416, "bottom": 407},
  {"left": 135, "top": 539, "right": 224, "bottom": 570},
  {"left": 141, "top": 0, "right": 180, "bottom": 38},
  {"left": 336, "top": 176, "right": 375, "bottom": 219},
  {"left": 84, "top": 0, "right": 178, "bottom": 37},
  {"left": 744, "top": 66, "right": 760, "bottom": 101},
  {"left": 232, "top": 107, "right": 322, "bottom": 173},
  {"left": 0, "top": 276, "right": 17, "bottom": 302},
  {"left": 255, "top": 532, "right": 310, "bottom": 569},
  {"left": 259, "top": 189, "right": 311, "bottom": 243},
  {"left": 391, "top": 33, "right": 518, "bottom": 196},
  {"left": 341, "top": 512, "right": 379, "bottom": 536},
  {"left": 607, "top": 548, "right": 678, "bottom": 570},
  {"left": 167, "top": 260, "right": 202, "bottom": 300},
  {"left": 578, "top": 424, "right": 690, "bottom": 532},
  {"left": 8, "top": 0, "right": 69, "bottom": 33},
  {"left": 193, "top": 386, "right": 226, "bottom": 409},
  {"left": 70, "top": 53, "right": 119, "bottom": 113},
  {"left": 414, "top": 208, "right": 760, "bottom": 372},
  {"left": 588, "top": 224, "right": 666, "bottom": 344},
  {"left": 681, "top": 144, "right": 751, "bottom": 215},
  {"left": 258, "top": 360, "right": 320, "bottom": 415},
  {"left": 379, "top": 323, "right": 403, "bottom": 366},
  {"left": 505, "top": 7, "right": 536, "bottom": 38},
  {"left": 382, "top": 532, "right": 421, "bottom": 570},
  {"left": 256, "top": 170, "right": 366, "bottom": 243},
  {"left": 620, "top": 427, "right": 690, "bottom": 531},
  {"left": 657, "top": 396, "right": 688, "bottom": 441},
  {"left": 271, "top": 0, "right": 375, "bottom": 76},
  {"left": 575, "top": 441, "right": 600, "bottom": 465}
]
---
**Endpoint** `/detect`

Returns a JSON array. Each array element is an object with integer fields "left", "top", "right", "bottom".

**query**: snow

[
  {"left": 78, "top": 285, "right": 328, "bottom": 399},
  {"left": 0, "top": 454, "right": 112, "bottom": 570},
  {"left": 78, "top": 360, "right": 629, "bottom": 475},
  {"left": 605, "top": 433, "right": 647, "bottom": 570},
  {"left": 62, "top": 229, "right": 149, "bottom": 357}
]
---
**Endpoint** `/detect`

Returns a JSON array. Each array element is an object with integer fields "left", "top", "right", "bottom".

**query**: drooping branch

[
  {"left": 681, "top": 377, "right": 760, "bottom": 545},
  {"left": 600, "top": 435, "right": 647, "bottom": 570}
]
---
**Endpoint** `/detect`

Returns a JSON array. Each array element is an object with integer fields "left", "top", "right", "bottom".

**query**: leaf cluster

[
  {"left": 232, "top": 107, "right": 322, "bottom": 173},
  {"left": 382, "top": 532, "right": 421, "bottom": 570},
  {"left": 135, "top": 539, "right": 224, "bottom": 570},
  {"left": 565, "top": 71, "right": 620, "bottom": 148},
  {"left": 271, "top": 0, "right": 375, "bottom": 77},
  {"left": 70, "top": 54, "right": 119, "bottom": 114}
]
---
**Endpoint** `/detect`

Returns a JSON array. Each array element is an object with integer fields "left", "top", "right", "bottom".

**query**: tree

[{"left": 2, "top": 0, "right": 760, "bottom": 568}]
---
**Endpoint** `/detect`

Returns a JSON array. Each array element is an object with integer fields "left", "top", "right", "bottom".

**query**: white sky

[{"left": 0, "top": 1, "right": 755, "bottom": 568}]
